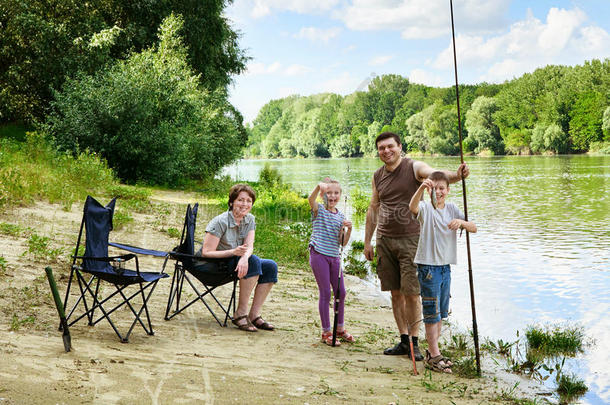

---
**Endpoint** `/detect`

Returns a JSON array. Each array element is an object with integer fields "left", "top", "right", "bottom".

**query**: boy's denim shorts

[{"left": 417, "top": 264, "right": 451, "bottom": 324}]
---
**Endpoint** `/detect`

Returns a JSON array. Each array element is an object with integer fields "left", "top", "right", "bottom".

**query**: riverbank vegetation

[
  {"left": 245, "top": 60, "right": 610, "bottom": 158},
  {"left": 2, "top": 1, "right": 247, "bottom": 185}
]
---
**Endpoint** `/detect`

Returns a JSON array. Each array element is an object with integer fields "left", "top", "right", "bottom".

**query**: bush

[{"left": 45, "top": 14, "right": 247, "bottom": 185}]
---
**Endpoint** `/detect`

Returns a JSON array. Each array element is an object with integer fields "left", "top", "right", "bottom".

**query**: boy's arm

[
  {"left": 448, "top": 219, "right": 477, "bottom": 233},
  {"left": 409, "top": 179, "right": 433, "bottom": 215}
]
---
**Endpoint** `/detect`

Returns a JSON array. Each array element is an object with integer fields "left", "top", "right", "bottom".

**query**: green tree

[
  {"left": 0, "top": 0, "right": 247, "bottom": 123},
  {"left": 569, "top": 91, "right": 606, "bottom": 151},
  {"left": 603, "top": 106, "right": 610, "bottom": 141},
  {"left": 46, "top": 14, "right": 246, "bottom": 184},
  {"left": 465, "top": 96, "right": 503, "bottom": 154}
]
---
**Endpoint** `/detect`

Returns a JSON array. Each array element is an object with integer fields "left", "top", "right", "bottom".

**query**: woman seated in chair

[{"left": 195, "top": 184, "right": 278, "bottom": 332}]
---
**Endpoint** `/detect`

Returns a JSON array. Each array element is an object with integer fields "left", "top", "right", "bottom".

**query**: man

[{"left": 364, "top": 132, "right": 468, "bottom": 360}]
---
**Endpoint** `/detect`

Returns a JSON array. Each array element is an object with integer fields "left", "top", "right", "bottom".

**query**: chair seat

[{"left": 86, "top": 268, "right": 169, "bottom": 285}]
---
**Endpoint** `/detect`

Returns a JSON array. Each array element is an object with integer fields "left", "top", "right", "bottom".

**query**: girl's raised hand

[{"left": 343, "top": 219, "right": 352, "bottom": 229}]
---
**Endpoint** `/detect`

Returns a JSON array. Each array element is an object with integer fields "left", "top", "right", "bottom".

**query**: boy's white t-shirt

[{"left": 414, "top": 201, "right": 465, "bottom": 266}]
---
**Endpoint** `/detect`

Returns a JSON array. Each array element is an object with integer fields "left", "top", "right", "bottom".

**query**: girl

[{"left": 308, "top": 178, "right": 355, "bottom": 346}]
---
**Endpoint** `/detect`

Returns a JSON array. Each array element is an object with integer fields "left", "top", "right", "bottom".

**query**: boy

[{"left": 409, "top": 171, "right": 477, "bottom": 373}]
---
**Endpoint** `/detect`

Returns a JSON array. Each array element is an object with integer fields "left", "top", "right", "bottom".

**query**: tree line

[
  {"left": 245, "top": 60, "right": 610, "bottom": 158},
  {"left": 1, "top": 0, "right": 248, "bottom": 184}
]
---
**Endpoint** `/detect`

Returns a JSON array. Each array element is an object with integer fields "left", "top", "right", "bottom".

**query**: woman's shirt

[
  {"left": 195, "top": 210, "right": 256, "bottom": 264},
  {"left": 309, "top": 204, "right": 345, "bottom": 257}
]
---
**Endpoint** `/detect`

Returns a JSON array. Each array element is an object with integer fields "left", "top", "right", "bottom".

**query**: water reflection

[{"left": 224, "top": 155, "right": 610, "bottom": 404}]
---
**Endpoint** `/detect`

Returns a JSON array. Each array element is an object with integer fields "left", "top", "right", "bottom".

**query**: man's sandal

[
  {"left": 337, "top": 330, "right": 356, "bottom": 343},
  {"left": 232, "top": 315, "right": 257, "bottom": 332},
  {"left": 321, "top": 331, "right": 340, "bottom": 346},
  {"left": 424, "top": 350, "right": 452, "bottom": 373},
  {"left": 251, "top": 316, "right": 274, "bottom": 331}
]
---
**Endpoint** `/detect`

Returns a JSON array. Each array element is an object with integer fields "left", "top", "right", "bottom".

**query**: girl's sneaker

[
  {"left": 321, "top": 331, "right": 341, "bottom": 346},
  {"left": 337, "top": 330, "right": 356, "bottom": 343}
]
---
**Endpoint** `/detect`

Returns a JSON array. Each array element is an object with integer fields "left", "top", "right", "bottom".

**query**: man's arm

[
  {"left": 364, "top": 178, "right": 379, "bottom": 261},
  {"left": 413, "top": 160, "right": 469, "bottom": 184}
]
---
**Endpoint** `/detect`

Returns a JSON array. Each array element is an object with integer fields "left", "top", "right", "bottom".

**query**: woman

[{"left": 195, "top": 184, "right": 278, "bottom": 332}]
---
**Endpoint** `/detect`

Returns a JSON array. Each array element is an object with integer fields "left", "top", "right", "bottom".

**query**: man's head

[{"left": 375, "top": 132, "right": 402, "bottom": 165}]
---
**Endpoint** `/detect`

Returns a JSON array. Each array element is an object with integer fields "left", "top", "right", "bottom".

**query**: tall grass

[{"left": 0, "top": 131, "right": 117, "bottom": 210}]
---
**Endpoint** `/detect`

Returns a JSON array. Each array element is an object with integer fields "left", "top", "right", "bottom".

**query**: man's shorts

[
  {"left": 375, "top": 235, "right": 420, "bottom": 296},
  {"left": 417, "top": 264, "right": 451, "bottom": 324}
]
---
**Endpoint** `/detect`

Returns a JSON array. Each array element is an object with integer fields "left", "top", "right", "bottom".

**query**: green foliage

[
  {"left": 1, "top": 0, "right": 247, "bottom": 123},
  {"left": 113, "top": 210, "right": 133, "bottom": 230},
  {"left": 569, "top": 91, "right": 606, "bottom": 151},
  {"left": 603, "top": 106, "right": 610, "bottom": 140},
  {"left": 0, "top": 131, "right": 117, "bottom": 210},
  {"left": 22, "top": 234, "right": 63, "bottom": 262},
  {"left": 165, "top": 227, "right": 181, "bottom": 239},
  {"left": 46, "top": 14, "right": 247, "bottom": 185},
  {"left": 350, "top": 187, "right": 369, "bottom": 215},
  {"left": 343, "top": 246, "right": 369, "bottom": 278},
  {"left": 0, "top": 222, "right": 23, "bottom": 237},
  {"left": 465, "top": 96, "right": 503, "bottom": 154},
  {"left": 525, "top": 324, "right": 584, "bottom": 356},
  {"left": 556, "top": 373, "right": 588, "bottom": 402},
  {"left": 0, "top": 256, "right": 7, "bottom": 273}
]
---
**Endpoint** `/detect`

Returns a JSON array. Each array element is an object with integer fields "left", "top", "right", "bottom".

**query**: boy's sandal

[
  {"left": 442, "top": 356, "right": 453, "bottom": 367},
  {"left": 231, "top": 315, "right": 257, "bottom": 332},
  {"left": 321, "top": 331, "right": 341, "bottom": 346},
  {"left": 251, "top": 316, "right": 274, "bottom": 331},
  {"left": 424, "top": 350, "right": 452, "bottom": 373},
  {"left": 337, "top": 330, "right": 356, "bottom": 343}
]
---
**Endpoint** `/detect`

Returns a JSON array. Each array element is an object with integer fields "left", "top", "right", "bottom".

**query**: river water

[{"left": 224, "top": 155, "right": 610, "bottom": 404}]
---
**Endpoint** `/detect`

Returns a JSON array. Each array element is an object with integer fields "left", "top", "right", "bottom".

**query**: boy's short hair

[
  {"left": 375, "top": 132, "right": 401, "bottom": 148},
  {"left": 228, "top": 184, "right": 256, "bottom": 208},
  {"left": 428, "top": 171, "right": 450, "bottom": 187}
]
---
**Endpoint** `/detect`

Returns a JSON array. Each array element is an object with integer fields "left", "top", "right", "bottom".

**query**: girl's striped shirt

[{"left": 309, "top": 204, "right": 345, "bottom": 257}]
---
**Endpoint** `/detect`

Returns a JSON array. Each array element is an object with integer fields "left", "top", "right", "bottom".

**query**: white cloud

[
  {"left": 337, "top": 0, "right": 510, "bottom": 39},
  {"left": 247, "top": 0, "right": 340, "bottom": 18},
  {"left": 408, "top": 68, "right": 443, "bottom": 87},
  {"left": 284, "top": 64, "right": 313, "bottom": 76},
  {"left": 245, "top": 61, "right": 311, "bottom": 77},
  {"left": 315, "top": 72, "right": 361, "bottom": 94},
  {"left": 294, "top": 27, "right": 342, "bottom": 43},
  {"left": 430, "top": 7, "right": 610, "bottom": 82},
  {"left": 369, "top": 55, "right": 394, "bottom": 66}
]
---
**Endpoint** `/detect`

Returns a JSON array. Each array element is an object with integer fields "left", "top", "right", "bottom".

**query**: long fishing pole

[
  {"left": 449, "top": 0, "right": 481, "bottom": 375},
  {"left": 332, "top": 193, "right": 348, "bottom": 346}
]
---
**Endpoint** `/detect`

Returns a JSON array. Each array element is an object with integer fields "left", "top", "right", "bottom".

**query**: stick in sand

[{"left": 45, "top": 266, "right": 72, "bottom": 352}]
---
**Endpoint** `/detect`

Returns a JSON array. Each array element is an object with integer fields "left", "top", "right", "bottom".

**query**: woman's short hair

[{"left": 228, "top": 184, "right": 256, "bottom": 208}]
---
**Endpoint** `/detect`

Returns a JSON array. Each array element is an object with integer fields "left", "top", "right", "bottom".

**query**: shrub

[{"left": 45, "top": 14, "right": 246, "bottom": 185}]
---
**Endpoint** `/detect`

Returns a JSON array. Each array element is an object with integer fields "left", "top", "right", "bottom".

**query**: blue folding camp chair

[
  {"left": 164, "top": 203, "right": 238, "bottom": 326},
  {"left": 63, "top": 196, "right": 169, "bottom": 342}
]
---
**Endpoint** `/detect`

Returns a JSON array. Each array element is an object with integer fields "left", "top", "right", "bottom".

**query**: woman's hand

[
  {"left": 232, "top": 244, "right": 248, "bottom": 257},
  {"left": 236, "top": 257, "right": 249, "bottom": 279}
]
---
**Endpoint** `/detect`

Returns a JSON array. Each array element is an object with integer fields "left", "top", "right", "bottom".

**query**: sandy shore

[{"left": 0, "top": 194, "right": 541, "bottom": 404}]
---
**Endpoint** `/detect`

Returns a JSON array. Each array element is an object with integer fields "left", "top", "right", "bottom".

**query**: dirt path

[{"left": 0, "top": 194, "right": 537, "bottom": 404}]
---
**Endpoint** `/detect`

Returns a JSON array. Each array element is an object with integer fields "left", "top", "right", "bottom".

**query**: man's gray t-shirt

[
  {"left": 194, "top": 211, "right": 256, "bottom": 265},
  {"left": 414, "top": 201, "right": 464, "bottom": 266}
]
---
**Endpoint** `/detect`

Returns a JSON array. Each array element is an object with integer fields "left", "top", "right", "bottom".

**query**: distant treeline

[{"left": 245, "top": 60, "right": 610, "bottom": 157}]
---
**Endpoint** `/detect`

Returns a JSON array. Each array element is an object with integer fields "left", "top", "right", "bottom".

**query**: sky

[{"left": 225, "top": 1, "right": 610, "bottom": 123}]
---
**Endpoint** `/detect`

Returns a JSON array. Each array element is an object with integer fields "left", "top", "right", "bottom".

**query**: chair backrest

[
  {"left": 177, "top": 203, "right": 198, "bottom": 269},
  {"left": 83, "top": 196, "right": 117, "bottom": 272}
]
